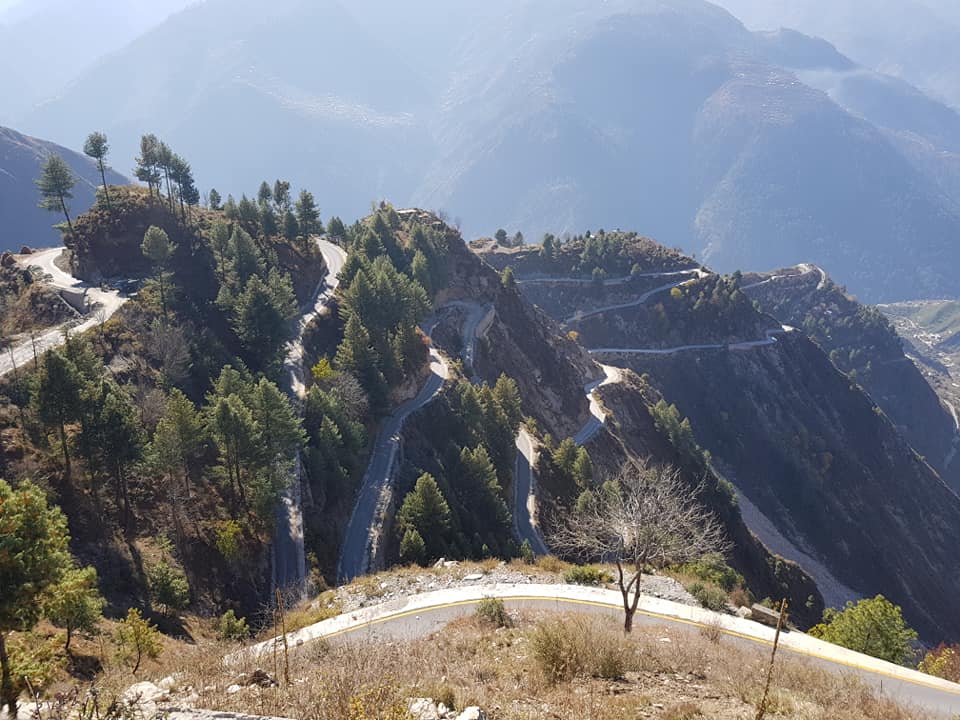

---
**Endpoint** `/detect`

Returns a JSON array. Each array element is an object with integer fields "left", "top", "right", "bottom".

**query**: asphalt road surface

[
  {"left": 336, "top": 320, "right": 450, "bottom": 584},
  {"left": 273, "top": 238, "right": 346, "bottom": 593},
  {"left": 1, "top": 247, "right": 128, "bottom": 377}
]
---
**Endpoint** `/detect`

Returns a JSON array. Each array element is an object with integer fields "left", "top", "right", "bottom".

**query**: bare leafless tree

[{"left": 550, "top": 460, "right": 729, "bottom": 632}]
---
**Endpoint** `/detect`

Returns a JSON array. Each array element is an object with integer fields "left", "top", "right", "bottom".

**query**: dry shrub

[
  {"left": 661, "top": 703, "right": 702, "bottom": 719},
  {"left": 530, "top": 616, "right": 631, "bottom": 683}
]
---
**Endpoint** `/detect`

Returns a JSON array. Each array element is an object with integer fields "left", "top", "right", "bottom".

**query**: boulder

[
  {"left": 409, "top": 698, "right": 440, "bottom": 720},
  {"left": 122, "top": 681, "right": 168, "bottom": 717},
  {"left": 0, "top": 253, "right": 13, "bottom": 268},
  {"left": 19, "top": 246, "right": 32, "bottom": 255},
  {"left": 750, "top": 603, "right": 786, "bottom": 629},
  {"left": 456, "top": 709, "right": 487, "bottom": 720}
]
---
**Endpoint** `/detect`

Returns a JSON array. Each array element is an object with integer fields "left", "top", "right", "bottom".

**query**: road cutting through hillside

[
  {"left": 273, "top": 238, "right": 347, "bottom": 593},
  {"left": 1, "top": 247, "right": 129, "bottom": 377}
]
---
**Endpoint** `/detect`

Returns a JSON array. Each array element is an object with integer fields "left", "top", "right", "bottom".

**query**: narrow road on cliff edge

[
  {"left": 239, "top": 585, "right": 960, "bottom": 717},
  {"left": 1, "top": 247, "right": 129, "bottom": 377},
  {"left": 273, "top": 238, "right": 346, "bottom": 593}
]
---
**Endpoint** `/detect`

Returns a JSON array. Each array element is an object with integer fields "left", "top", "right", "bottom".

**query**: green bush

[
  {"left": 475, "top": 597, "right": 512, "bottom": 628},
  {"left": 809, "top": 595, "right": 918, "bottom": 665},
  {"left": 687, "top": 581, "right": 728, "bottom": 611},
  {"left": 563, "top": 565, "right": 612, "bottom": 586},
  {"left": 217, "top": 610, "right": 250, "bottom": 642},
  {"left": 677, "top": 553, "right": 744, "bottom": 592},
  {"left": 147, "top": 560, "right": 190, "bottom": 614}
]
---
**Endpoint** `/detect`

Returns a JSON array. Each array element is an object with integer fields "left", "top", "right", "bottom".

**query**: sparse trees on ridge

[
  {"left": 36, "top": 154, "right": 77, "bottom": 237},
  {"left": 550, "top": 461, "right": 728, "bottom": 632}
]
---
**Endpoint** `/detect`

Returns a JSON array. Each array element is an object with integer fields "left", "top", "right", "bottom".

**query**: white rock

[
  {"left": 122, "top": 681, "right": 168, "bottom": 718},
  {"left": 437, "top": 702, "right": 451, "bottom": 716},
  {"left": 409, "top": 697, "right": 440, "bottom": 720},
  {"left": 433, "top": 557, "right": 447, "bottom": 568},
  {"left": 123, "top": 682, "right": 167, "bottom": 705},
  {"left": 157, "top": 675, "right": 179, "bottom": 691},
  {"left": 226, "top": 684, "right": 243, "bottom": 695},
  {"left": 463, "top": 573, "right": 483, "bottom": 581},
  {"left": 456, "top": 708, "right": 487, "bottom": 720},
  {"left": 736, "top": 606, "right": 752, "bottom": 619}
]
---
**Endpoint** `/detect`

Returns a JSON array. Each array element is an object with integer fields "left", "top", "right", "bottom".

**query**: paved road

[
  {"left": 589, "top": 327, "right": 793, "bottom": 358},
  {"left": 336, "top": 319, "right": 451, "bottom": 584},
  {"left": 518, "top": 268, "right": 701, "bottom": 287},
  {"left": 573, "top": 364, "right": 623, "bottom": 445},
  {"left": 564, "top": 274, "right": 703, "bottom": 326},
  {"left": 273, "top": 238, "right": 346, "bottom": 594},
  {"left": 512, "top": 429, "right": 550, "bottom": 555},
  {"left": 241, "top": 584, "right": 960, "bottom": 717},
  {"left": 1, "top": 247, "right": 128, "bottom": 377}
]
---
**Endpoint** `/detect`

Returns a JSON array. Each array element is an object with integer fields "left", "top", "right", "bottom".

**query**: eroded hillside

[{"left": 478, "top": 234, "right": 960, "bottom": 642}]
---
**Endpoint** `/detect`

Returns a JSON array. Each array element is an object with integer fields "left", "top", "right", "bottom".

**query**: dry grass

[{"left": 142, "top": 612, "right": 938, "bottom": 720}]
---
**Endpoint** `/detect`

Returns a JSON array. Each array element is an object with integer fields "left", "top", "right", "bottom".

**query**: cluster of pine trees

[
  {"left": 332, "top": 205, "right": 449, "bottom": 410},
  {"left": 211, "top": 179, "right": 331, "bottom": 246},
  {"left": 397, "top": 375, "right": 524, "bottom": 563},
  {"left": 26, "top": 336, "right": 303, "bottom": 534},
  {"left": 133, "top": 134, "right": 200, "bottom": 222}
]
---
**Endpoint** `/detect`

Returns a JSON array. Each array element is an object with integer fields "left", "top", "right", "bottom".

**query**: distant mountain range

[
  {"left": 0, "top": 0, "right": 197, "bottom": 124},
  {"left": 713, "top": 0, "right": 960, "bottom": 110},
  {"left": 0, "top": 126, "right": 128, "bottom": 251},
  {"left": 8, "top": 0, "right": 960, "bottom": 301}
]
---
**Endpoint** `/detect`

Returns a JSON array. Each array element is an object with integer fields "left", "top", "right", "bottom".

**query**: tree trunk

[
  {"left": 158, "top": 270, "right": 167, "bottom": 320},
  {"left": 59, "top": 420, "right": 72, "bottom": 479},
  {"left": 65, "top": 625, "right": 73, "bottom": 654},
  {"left": 0, "top": 633, "right": 17, "bottom": 719},
  {"left": 98, "top": 160, "right": 112, "bottom": 211},
  {"left": 59, "top": 196, "right": 75, "bottom": 241}
]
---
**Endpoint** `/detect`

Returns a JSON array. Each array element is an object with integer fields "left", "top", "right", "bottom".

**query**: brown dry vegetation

[{"left": 121, "top": 612, "right": 934, "bottom": 720}]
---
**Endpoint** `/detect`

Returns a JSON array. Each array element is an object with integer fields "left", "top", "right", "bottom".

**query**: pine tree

[
  {"left": 115, "top": 609, "right": 162, "bottom": 674},
  {"left": 0, "top": 480, "right": 72, "bottom": 715},
  {"left": 273, "top": 180, "right": 291, "bottom": 214},
  {"left": 141, "top": 226, "right": 176, "bottom": 319},
  {"left": 411, "top": 249, "right": 432, "bottom": 295},
  {"left": 134, "top": 134, "right": 162, "bottom": 198},
  {"left": 208, "top": 188, "right": 222, "bottom": 210},
  {"left": 43, "top": 566, "right": 105, "bottom": 652},
  {"left": 233, "top": 275, "right": 289, "bottom": 369},
  {"left": 398, "top": 473, "right": 451, "bottom": 560},
  {"left": 295, "top": 189, "right": 321, "bottom": 236},
  {"left": 36, "top": 155, "right": 76, "bottom": 238},
  {"left": 82, "top": 131, "right": 111, "bottom": 210},
  {"left": 34, "top": 350, "right": 82, "bottom": 478},
  {"left": 283, "top": 210, "right": 299, "bottom": 241},
  {"left": 400, "top": 528, "right": 426, "bottom": 566},
  {"left": 257, "top": 181, "right": 273, "bottom": 207}
]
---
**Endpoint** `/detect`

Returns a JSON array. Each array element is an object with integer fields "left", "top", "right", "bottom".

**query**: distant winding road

[
  {"left": 273, "top": 238, "right": 346, "bottom": 593},
  {"left": 0, "top": 247, "right": 128, "bottom": 377}
]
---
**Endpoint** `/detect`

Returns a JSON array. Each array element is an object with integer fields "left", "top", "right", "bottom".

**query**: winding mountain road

[
  {"left": 518, "top": 268, "right": 701, "bottom": 287},
  {"left": 241, "top": 584, "right": 960, "bottom": 717},
  {"left": 564, "top": 272, "right": 705, "bottom": 326},
  {"left": 589, "top": 326, "right": 794, "bottom": 358},
  {"left": 336, "top": 318, "right": 451, "bottom": 584},
  {"left": 0, "top": 247, "right": 128, "bottom": 377},
  {"left": 273, "top": 238, "right": 346, "bottom": 593}
]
